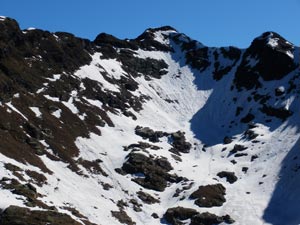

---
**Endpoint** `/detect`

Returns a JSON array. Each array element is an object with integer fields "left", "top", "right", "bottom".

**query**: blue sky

[{"left": 1, "top": 0, "right": 300, "bottom": 47}]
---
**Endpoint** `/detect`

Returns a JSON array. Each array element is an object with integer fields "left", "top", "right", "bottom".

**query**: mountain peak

[
  {"left": 251, "top": 31, "right": 294, "bottom": 57},
  {"left": 136, "top": 25, "right": 178, "bottom": 42},
  {"left": 145, "top": 25, "right": 178, "bottom": 33},
  {"left": 233, "top": 31, "right": 297, "bottom": 89},
  {"left": 258, "top": 31, "right": 291, "bottom": 43}
]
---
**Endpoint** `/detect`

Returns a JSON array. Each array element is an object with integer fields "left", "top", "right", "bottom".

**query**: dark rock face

[
  {"left": 0, "top": 205, "right": 82, "bottom": 225},
  {"left": 164, "top": 207, "right": 234, "bottom": 225},
  {"left": 190, "top": 184, "right": 226, "bottom": 207},
  {"left": 183, "top": 40, "right": 241, "bottom": 81},
  {"left": 213, "top": 47, "right": 241, "bottom": 81},
  {"left": 0, "top": 17, "right": 170, "bottom": 176},
  {"left": 186, "top": 47, "right": 211, "bottom": 72},
  {"left": 0, "top": 19, "right": 92, "bottom": 91},
  {"left": 118, "top": 50, "right": 169, "bottom": 79},
  {"left": 0, "top": 18, "right": 99, "bottom": 173},
  {"left": 248, "top": 32, "right": 296, "bottom": 81},
  {"left": 220, "top": 46, "right": 242, "bottom": 61}
]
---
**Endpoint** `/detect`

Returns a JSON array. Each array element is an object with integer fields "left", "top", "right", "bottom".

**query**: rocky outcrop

[
  {"left": 217, "top": 171, "right": 238, "bottom": 184},
  {"left": 260, "top": 104, "right": 292, "bottom": 120},
  {"left": 137, "top": 191, "right": 160, "bottom": 204},
  {"left": 229, "top": 144, "right": 248, "bottom": 156},
  {"left": 169, "top": 131, "right": 192, "bottom": 154},
  {"left": 164, "top": 207, "right": 234, "bottom": 225},
  {"left": 118, "top": 152, "right": 182, "bottom": 191},
  {"left": 135, "top": 126, "right": 167, "bottom": 142},
  {"left": 111, "top": 210, "right": 136, "bottom": 225},
  {"left": 186, "top": 47, "right": 211, "bottom": 72},
  {"left": 0, "top": 205, "right": 83, "bottom": 225},
  {"left": 190, "top": 184, "right": 226, "bottom": 207},
  {"left": 135, "top": 26, "right": 175, "bottom": 52}
]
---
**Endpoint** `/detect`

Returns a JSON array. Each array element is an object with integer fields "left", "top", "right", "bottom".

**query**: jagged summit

[
  {"left": 137, "top": 25, "right": 178, "bottom": 40},
  {"left": 146, "top": 25, "right": 178, "bottom": 32},
  {"left": 0, "top": 17, "right": 300, "bottom": 225},
  {"left": 93, "top": 26, "right": 179, "bottom": 53},
  {"left": 250, "top": 31, "right": 295, "bottom": 58},
  {"left": 0, "top": 16, "right": 297, "bottom": 51},
  {"left": 257, "top": 31, "right": 294, "bottom": 46},
  {"left": 233, "top": 31, "right": 298, "bottom": 90}
]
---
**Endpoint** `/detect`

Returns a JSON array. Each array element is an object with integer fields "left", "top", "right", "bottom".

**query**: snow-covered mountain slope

[{"left": 0, "top": 17, "right": 299, "bottom": 225}]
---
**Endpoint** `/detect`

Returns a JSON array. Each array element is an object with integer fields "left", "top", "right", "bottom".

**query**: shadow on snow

[{"left": 168, "top": 33, "right": 300, "bottom": 224}]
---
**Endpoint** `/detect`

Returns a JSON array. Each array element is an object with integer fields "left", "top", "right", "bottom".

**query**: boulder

[
  {"left": 217, "top": 171, "right": 238, "bottom": 184},
  {"left": 164, "top": 207, "right": 234, "bottom": 225},
  {"left": 164, "top": 207, "right": 198, "bottom": 225},
  {"left": 190, "top": 184, "right": 226, "bottom": 208}
]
